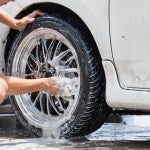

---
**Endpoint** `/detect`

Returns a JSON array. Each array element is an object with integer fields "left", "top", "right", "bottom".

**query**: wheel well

[{"left": 5, "top": 2, "right": 101, "bottom": 62}]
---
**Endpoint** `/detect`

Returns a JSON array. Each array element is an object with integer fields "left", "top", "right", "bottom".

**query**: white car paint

[
  {"left": 0, "top": 0, "right": 150, "bottom": 110},
  {"left": 103, "top": 61, "right": 150, "bottom": 110},
  {"left": 110, "top": 0, "right": 150, "bottom": 89}
]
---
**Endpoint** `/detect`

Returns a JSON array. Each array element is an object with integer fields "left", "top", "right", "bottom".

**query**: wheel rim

[{"left": 11, "top": 28, "right": 80, "bottom": 128}]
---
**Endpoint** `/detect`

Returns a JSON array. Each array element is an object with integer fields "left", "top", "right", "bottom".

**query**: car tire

[{"left": 6, "top": 15, "right": 111, "bottom": 138}]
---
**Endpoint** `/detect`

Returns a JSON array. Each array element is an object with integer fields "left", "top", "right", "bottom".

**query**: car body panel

[
  {"left": 103, "top": 60, "right": 150, "bottom": 110},
  {"left": 0, "top": 0, "right": 112, "bottom": 60},
  {"left": 0, "top": 38, "right": 5, "bottom": 74},
  {"left": 0, "top": 1, "right": 22, "bottom": 74},
  {"left": 0, "top": 0, "right": 150, "bottom": 110},
  {"left": 110, "top": 0, "right": 150, "bottom": 89}
]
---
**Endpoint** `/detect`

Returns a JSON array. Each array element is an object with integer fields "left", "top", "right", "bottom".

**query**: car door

[{"left": 110, "top": 0, "right": 150, "bottom": 89}]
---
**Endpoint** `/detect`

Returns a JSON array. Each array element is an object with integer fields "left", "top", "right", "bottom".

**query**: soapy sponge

[{"left": 53, "top": 77, "right": 78, "bottom": 97}]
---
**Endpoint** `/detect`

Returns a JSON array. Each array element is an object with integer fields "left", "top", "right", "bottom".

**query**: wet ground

[{"left": 0, "top": 113, "right": 150, "bottom": 149}]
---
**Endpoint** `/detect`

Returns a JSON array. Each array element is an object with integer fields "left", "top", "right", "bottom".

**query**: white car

[{"left": 0, "top": 0, "right": 150, "bottom": 138}]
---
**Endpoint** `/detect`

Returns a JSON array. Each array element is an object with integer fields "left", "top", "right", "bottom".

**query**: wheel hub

[{"left": 40, "top": 64, "right": 56, "bottom": 77}]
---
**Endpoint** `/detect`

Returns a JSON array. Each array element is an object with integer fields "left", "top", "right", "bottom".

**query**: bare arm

[
  {"left": 0, "top": 8, "right": 45, "bottom": 31},
  {"left": 0, "top": 8, "right": 16, "bottom": 28},
  {"left": 0, "top": 76, "right": 59, "bottom": 96}
]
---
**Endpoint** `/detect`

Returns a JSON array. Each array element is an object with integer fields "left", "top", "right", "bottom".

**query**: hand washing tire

[{"left": 6, "top": 15, "right": 111, "bottom": 138}]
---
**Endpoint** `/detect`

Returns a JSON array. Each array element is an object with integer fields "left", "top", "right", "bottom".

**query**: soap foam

[{"left": 52, "top": 77, "right": 78, "bottom": 97}]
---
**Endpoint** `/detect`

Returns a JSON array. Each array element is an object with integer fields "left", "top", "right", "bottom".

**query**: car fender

[{"left": 0, "top": 0, "right": 112, "bottom": 61}]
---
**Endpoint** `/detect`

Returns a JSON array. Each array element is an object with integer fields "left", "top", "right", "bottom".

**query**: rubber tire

[{"left": 6, "top": 15, "right": 112, "bottom": 138}]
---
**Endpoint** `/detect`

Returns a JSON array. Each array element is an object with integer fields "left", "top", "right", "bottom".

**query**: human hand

[
  {"left": 13, "top": 10, "right": 45, "bottom": 31},
  {"left": 44, "top": 77, "right": 62, "bottom": 96},
  {"left": 0, "top": 0, "right": 15, "bottom": 6},
  {"left": 43, "top": 77, "right": 78, "bottom": 96},
  {"left": 50, "top": 77, "right": 78, "bottom": 96}
]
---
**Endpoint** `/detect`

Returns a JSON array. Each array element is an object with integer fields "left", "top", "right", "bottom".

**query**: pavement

[{"left": 0, "top": 113, "right": 150, "bottom": 149}]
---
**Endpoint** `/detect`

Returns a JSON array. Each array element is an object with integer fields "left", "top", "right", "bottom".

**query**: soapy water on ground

[
  {"left": 0, "top": 115, "right": 150, "bottom": 149},
  {"left": 42, "top": 121, "right": 62, "bottom": 138}
]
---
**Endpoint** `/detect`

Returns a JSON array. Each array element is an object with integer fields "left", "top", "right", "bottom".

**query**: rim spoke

[
  {"left": 35, "top": 40, "right": 41, "bottom": 64},
  {"left": 33, "top": 92, "right": 41, "bottom": 105},
  {"left": 48, "top": 96, "right": 61, "bottom": 115},
  {"left": 41, "top": 39, "right": 48, "bottom": 63},
  {"left": 46, "top": 95, "right": 51, "bottom": 115},
  {"left": 27, "top": 61, "right": 35, "bottom": 72},
  {"left": 25, "top": 72, "right": 35, "bottom": 77},
  {"left": 64, "top": 56, "right": 75, "bottom": 66},
  {"left": 56, "top": 96, "right": 65, "bottom": 112},
  {"left": 40, "top": 94, "right": 44, "bottom": 114},
  {"left": 52, "top": 50, "right": 70, "bottom": 65},
  {"left": 53, "top": 41, "right": 62, "bottom": 58},
  {"left": 30, "top": 53, "right": 37, "bottom": 63},
  {"left": 29, "top": 54, "right": 40, "bottom": 72},
  {"left": 48, "top": 39, "right": 56, "bottom": 61}
]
